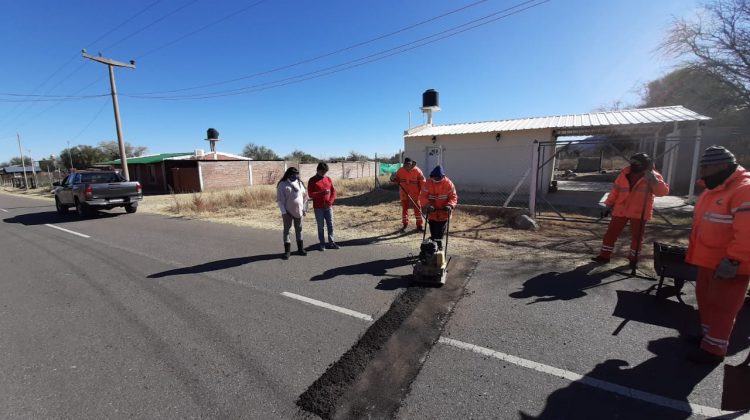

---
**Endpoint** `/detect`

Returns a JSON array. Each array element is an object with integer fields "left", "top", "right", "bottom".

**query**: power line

[
  {"left": 127, "top": 0, "right": 549, "bottom": 101},
  {"left": 135, "top": 0, "right": 269, "bottom": 59},
  {"left": 100, "top": 0, "right": 202, "bottom": 52},
  {"left": 0, "top": 1, "right": 166, "bottom": 131},
  {"left": 132, "top": 0, "right": 494, "bottom": 95}
]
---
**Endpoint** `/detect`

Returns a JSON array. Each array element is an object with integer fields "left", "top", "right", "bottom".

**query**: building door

[{"left": 426, "top": 146, "right": 442, "bottom": 174}]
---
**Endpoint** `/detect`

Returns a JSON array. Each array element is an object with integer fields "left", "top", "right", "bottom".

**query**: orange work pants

[
  {"left": 695, "top": 267, "right": 750, "bottom": 356},
  {"left": 401, "top": 198, "right": 423, "bottom": 227},
  {"left": 598, "top": 216, "right": 644, "bottom": 261}
]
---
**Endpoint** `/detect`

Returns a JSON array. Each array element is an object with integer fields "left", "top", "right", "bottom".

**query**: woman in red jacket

[{"left": 308, "top": 162, "right": 339, "bottom": 251}]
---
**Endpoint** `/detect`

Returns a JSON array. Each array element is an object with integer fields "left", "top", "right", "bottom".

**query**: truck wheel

[
  {"left": 125, "top": 203, "right": 138, "bottom": 214},
  {"left": 55, "top": 197, "right": 68, "bottom": 215},
  {"left": 75, "top": 198, "right": 91, "bottom": 218}
]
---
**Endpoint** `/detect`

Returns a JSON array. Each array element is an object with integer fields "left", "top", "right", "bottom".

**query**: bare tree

[
  {"left": 663, "top": 0, "right": 750, "bottom": 107},
  {"left": 98, "top": 141, "right": 148, "bottom": 160}
]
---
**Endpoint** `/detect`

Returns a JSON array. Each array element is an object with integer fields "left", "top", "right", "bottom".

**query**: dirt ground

[{"left": 2, "top": 183, "right": 691, "bottom": 269}]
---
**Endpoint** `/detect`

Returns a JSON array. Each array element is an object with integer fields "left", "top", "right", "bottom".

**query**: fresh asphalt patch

[{"left": 296, "top": 257, "right": 477, "bottom": 419}]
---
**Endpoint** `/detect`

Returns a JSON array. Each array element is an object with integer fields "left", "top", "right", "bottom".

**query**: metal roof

[
  {"left": 1, "top": 165, "right": 43, "bottom": 173},
  {"left": 101, "top": 153, "right": 192, "bottom": 165},
  {"left": 404, "top": 106, "right": 711, "bottom": 138}
]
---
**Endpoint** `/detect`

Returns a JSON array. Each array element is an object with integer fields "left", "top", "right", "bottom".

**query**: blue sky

[{"left": 1, "top": 0, "right": 695, "bottom": 164}]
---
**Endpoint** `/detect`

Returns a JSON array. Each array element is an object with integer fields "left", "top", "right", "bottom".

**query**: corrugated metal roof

[
  {"left": 101, "top": 152, "right": 192, "bottom": 165},
  {"left": 404, "top": 105, "right": 710, "bottom": 137},
  {"left": 1, "top": 165, "right": 43, "bottom": 173}
]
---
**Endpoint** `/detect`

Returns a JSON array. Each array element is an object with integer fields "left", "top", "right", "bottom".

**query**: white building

[{"left": 403, "top": 105, "right": 711, "bottom": 204}]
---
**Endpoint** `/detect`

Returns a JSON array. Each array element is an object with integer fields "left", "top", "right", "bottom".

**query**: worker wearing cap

[
  {"left": 419, "top": 165, "right": 457, "bottom": 248},
  {"left": 391, "top": 157, "right": 425, "bottom": 231},
  {"left": 685, "top": 145, "right": 750, "bottom": 364},
  {"left": 592, "top": 153, "right": 670, "bottom": 266}
]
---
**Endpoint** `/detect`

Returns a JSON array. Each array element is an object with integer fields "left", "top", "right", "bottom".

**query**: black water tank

[
  {"left": 422, "top": 89, "right": 439, "bottom": 108},
  {"left": 206, "top": 128, "right": 220, "bottom": 139}
]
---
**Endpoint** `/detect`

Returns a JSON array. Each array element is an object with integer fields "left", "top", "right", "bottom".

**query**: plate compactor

[{"left": 412, "top": 214, "right": 451, "bottom": 286}]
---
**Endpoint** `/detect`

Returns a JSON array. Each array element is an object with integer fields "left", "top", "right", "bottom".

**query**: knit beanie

[
  {"left": 700, "top": 145, "right": 736, "bottom": 166},
  {"left": 429, "top": 165, "right": 445, "bottom": 178}
]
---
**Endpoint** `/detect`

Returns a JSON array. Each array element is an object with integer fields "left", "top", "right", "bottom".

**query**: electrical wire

[
  {"left": 135, "top": 0, "right": 268, "bottom": 60},
  {"left": 100, "top": 0, "right": 202, "bottom": 52},
  {"left": 131, "top": 0, "right": 494, "bottom": 95},
  {"left": 126, "top": 0, "right": 549, "bottom": 101}
]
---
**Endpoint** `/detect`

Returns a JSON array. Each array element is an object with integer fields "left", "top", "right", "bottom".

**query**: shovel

[{"left": 721, "top": 351, "right": 750, "bottom": 411}]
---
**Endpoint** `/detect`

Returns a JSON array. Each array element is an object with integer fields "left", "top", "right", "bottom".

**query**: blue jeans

[{"left": 314, "top": 207, "right": 335, "bottom": 244}]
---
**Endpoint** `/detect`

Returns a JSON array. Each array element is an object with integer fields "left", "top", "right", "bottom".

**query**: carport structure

[
  {"left": 528, "top": 106, "right": 712, "bottom": 216},
  {"left": 404, "top": 106, "right": 713, "bottom": 217}
]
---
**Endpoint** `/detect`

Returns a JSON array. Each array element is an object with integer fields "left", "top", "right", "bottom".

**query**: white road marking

[
  {"left": 438, "top": 337, "right": 742, "bottom": 418},
  {"left": 0, "top": 208, "right": 8, "bottom": 212},
  {"left": 45, "top": 224, "right": 90, "bottom": 238},
  {"left": 281, "top": 292, "right": 373, "bottom": 321}
]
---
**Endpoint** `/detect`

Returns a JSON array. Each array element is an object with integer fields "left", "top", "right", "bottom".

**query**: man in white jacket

[{"left": 276, "top": 167, "right": 309, "bottom": 259}]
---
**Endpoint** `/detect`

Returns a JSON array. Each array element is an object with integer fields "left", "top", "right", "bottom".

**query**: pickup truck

[{"left": 53, "top": 171, "right": 142, "bottom": 217}]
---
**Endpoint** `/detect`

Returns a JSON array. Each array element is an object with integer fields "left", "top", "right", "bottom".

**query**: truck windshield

[{"left": 80, "top": 172, "right": 125, "bottom": 183}]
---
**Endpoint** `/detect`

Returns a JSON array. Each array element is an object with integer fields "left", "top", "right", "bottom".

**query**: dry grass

[
  {"left": 138, "top": 177, "right": 691, "bottom": 263},
  {"left": 0, "top": 179, "right": 691, "bottom": 265}
]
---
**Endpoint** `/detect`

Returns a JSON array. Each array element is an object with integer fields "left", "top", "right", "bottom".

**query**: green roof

[{"left": 100, "top": 153, "right": 192, "bottom": 165}]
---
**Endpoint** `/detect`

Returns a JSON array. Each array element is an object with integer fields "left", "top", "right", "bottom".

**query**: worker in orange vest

[
  {"left": 419, "top": 165, "right": 458, "bottom": 249},
  {"left": 685, "top": 145, "right": 750, "bottom": 364},
  {"left": 592, "top": 153, "right": 670, "bottom": 266},
  {"left": 391, "top": 157, "right": 425, "bottom": 231}
]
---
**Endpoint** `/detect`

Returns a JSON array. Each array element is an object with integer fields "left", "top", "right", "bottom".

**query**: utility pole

[
  {"left": 27, "top": 149, "right": 38, "bottom": 188},
  {"left": 82, "top": 50, "right": 135, "bottom": 180},
  {"left": 67, "top": 140, "right": 74, "bottom": 170},
  {"left": 16, "top": 133, "right": 29, "bottom": 190}
]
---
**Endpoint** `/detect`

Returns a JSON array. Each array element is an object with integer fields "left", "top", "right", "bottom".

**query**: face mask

[
  {"left": 630, "top": 163, "right": 645, "bottom": 173},
  {"left": 701, "top": 165, "right": 737, "bottom": 189},
  {"left": 288, "top": 175, "right": 298, "bottom": 182}
]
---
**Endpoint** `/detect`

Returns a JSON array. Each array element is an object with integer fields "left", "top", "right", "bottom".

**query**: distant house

[
  {"left": 1, "top": 165, "right": 43, "bottom": 188},
  {"left": 101, "top": 151, "right": 252, "bottom": 193}
]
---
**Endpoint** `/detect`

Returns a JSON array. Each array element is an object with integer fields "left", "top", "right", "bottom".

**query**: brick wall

[
  {"left": 199, "top": 161, "right": 251, "bottom": 190},
  {"left": 247, "top": 160, "right": 377, "bottom": 185}
]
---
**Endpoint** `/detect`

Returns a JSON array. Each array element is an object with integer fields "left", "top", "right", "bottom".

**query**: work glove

[
  {"left": 644, "top": 170, "right": 657, "bottom": 184},
  {"left": 599, "top": 204, "right": 613, "bottom": 219},
  {"left": 423, "top": 205, "right": 435, "bottom": 214},
  {"left": 715, "top": 258, "right": 740, "bottom": 280},
  {"left": 390, "top": 174, "right": 397, "bottom": 182},
  {"left": 444, "top": 205, "right": 453, "bottom": 213}
]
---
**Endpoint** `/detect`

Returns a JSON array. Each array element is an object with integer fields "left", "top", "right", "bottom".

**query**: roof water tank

[
  {"left": 422, "top": 89, "right": 439, "bottom": 108},
  {"left": 206, "top": 128, "right": 220, "bottom": 140}
]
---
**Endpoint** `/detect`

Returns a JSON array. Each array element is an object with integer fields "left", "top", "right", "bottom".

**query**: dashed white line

[
  {"left": 44, "top": 224, "right": 90, "bottom": 238},
  {"left": 281, "top": 292, "right": 373, "bottom": 321},
  {"left": 0, "top": 208, "right": 8, "bottom": 213},
  {"left": 438, "top": 337, "right": 741, "bottom": 418}
]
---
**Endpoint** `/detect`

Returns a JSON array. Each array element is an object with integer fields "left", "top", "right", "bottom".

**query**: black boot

[
  {"left": 282, "top": 243, "right": 291, "bottom": 260},
  {"left": 297, "top": 240, "right": 307, "bottom": 256}
]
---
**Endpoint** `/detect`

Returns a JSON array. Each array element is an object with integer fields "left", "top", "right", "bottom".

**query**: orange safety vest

[
  {"left": 686, "top": 166, "right": 750, "bottom": 275},
  {"left": 604, "top": 167, "right": 669, "bottom": 220},
  {"left": 419, "top": 177, "right": 458, "bottom": 222},
  {"left": 392, "top": 166, "right": 425, "bottom": 202}
]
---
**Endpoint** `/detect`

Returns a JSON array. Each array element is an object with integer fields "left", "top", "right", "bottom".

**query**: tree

[
  {"left": 284, "top": 149, "right": 318, "bottom": 163},
  {"left": 241, "top": 143, "right": 280, "bottom": 160},
  {"left": 97, "top": 140, "right": 148, "bottom": 160},
  {"left": 59, "top": 145, "right": 108, "bottom": 169},
  {"left": 347, "top": 151, "right": 370, "bottom": 161},
  {"left": 9, "top": 156, "right": 33, "bottom": 166},
  {"left": 640, "top": 66, "right": 750, "bottom": 126},
  {"left": 663, "top": 0, "right": 750, "bottom": 107}
]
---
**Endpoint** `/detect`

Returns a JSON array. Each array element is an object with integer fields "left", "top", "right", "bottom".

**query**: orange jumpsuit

[
  {"left": 686, "top": 166, "right": 750, "bottom": 356},
  {"left": 598, "top": 167, "right": 669, "bottom": 261},
  {"left": 419, "top": 176, "right": 458, "bottom": 241},
  {"left": 392, "top": 166, "right": 425, "bottom": 227}
]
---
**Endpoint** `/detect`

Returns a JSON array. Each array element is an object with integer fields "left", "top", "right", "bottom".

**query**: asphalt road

[
  {"left": 2, "top": 193, "right": 749, "bottom": 419},
  {"left": 0, "top": 194, "right": 413, "bottom": 419}
]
